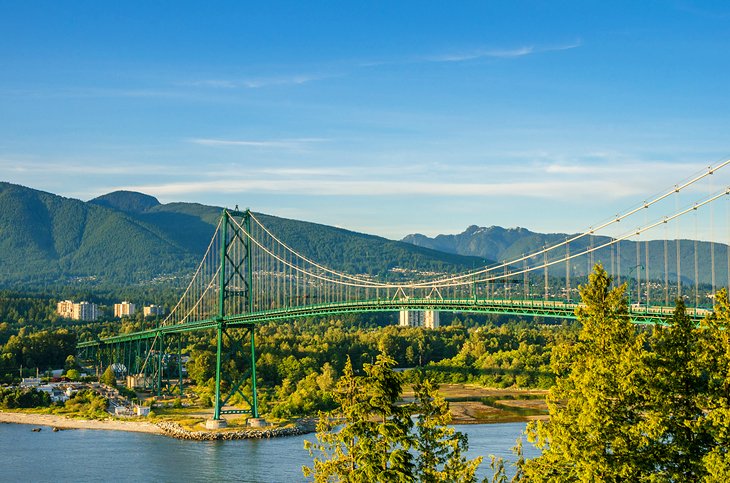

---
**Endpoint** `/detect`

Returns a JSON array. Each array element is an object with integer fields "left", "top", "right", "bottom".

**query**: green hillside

[{"left": 0, "top": 183, "right": 490, "bottom": 288}]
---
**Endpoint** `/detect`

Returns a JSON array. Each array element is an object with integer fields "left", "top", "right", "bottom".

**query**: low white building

[{"left": 21, "top": 378, "right": 41, "bottom": 387}]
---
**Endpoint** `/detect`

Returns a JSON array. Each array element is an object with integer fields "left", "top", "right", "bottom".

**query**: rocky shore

[{"left": 156, "top": 420, "right": 315, "bottom": 440}]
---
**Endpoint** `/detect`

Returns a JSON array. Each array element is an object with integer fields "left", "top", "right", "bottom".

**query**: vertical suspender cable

[
  {"left": 676, "top": 188, "right": 682, "bottom": 299},
  {"left": 664, "top": 232, "right": 669, "bottom": 306},
  {"left": 565, "top": 240, "right": 570, "bottom": 302},
  {"left": 694, "top": 208, "right": 699, "bottom": 309},
  {"left": 542, "top": 245, "right": 549, "bottom": 300}
]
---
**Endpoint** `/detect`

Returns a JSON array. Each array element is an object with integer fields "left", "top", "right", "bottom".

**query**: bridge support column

[
  {"left": 213, "top": 321, "right": 224, "bottom": 423},
  {"left": 250, "top": 327, "right": 258, "bottom": 419}
]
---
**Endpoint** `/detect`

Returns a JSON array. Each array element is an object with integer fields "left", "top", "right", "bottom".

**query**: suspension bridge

[{"left": 77, "top": 159, "right": 730, "bottom": 425}]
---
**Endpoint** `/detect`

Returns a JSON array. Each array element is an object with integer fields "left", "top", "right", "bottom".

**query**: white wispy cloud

[
  {"left": 0, "top": 157, "right": 171, "bottom": 175},
  {"left": 120, "top": 178, "right": 642, "bottom": 200},
  {"left": 421, "top": 40, "right": 582, "bottom": 63},
  {"left": 185, "top": 74, "right": 334, "bottom": 89},
  {"left": 189, "top": 138, "right": 328, "bottom": 149}
]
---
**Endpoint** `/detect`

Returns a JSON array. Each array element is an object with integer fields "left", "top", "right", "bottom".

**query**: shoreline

[
  {"left": 0, "top": 411, "right": 314, "bottom": 440},
  {"left": 0, "top": 410, "right": 164, "bottom": 435}
]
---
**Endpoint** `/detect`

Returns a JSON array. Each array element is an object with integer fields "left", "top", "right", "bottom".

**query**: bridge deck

[{"left": 77, "top": 297, "right": 709, "bottom": 348}]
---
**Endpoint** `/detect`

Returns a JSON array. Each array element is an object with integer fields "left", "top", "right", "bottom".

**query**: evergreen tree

[
  {"left": 357, "top": 353, "right": 414, "bottom": 482},
  {"left": 100, "top": 365, "right": 117, "bottom": 387},
  {"left": 412, "top": 376, "right": 481, "bottom": 482},
  {"left": 699, "top": 288, "right": 730, "bottom": 478},
  {"left": 523, "top": 264, "right": 651, "bottom": 481},
  {"left": 304, "top": 354, "right": 414, "bottom": 482},
  {"left": 304, "top": 357, "right": 362, "bottom": 480},
  {"left": 646, "top": 299, "right": 710, "bottom": 480},
  {"left": 305, "top": 355, "right": 482, "bottom": 482}
]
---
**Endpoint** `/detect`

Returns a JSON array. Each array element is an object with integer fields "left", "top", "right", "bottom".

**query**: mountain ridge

[{"left": 0, "top": 182, "right": 490, "bottom": 288}]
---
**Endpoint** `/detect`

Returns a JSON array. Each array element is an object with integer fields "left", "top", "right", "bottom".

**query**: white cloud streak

[
  {"left": 422, "top": 40, "right": 582, "bottom": 63},
  {"left": 120, "top": 178, "right": 642, "bottom": 200},
  {"left": 189, "top": 138, "right": 328, "bottom": 149},
  {"left": 186, "top": 74, "right": 334, "bottom": 89}
]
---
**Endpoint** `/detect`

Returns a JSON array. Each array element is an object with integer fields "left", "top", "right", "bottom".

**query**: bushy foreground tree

[
  {"left": 303, "top": 355, "right": 481, "bottom": 482},
  {"left": 524, "top": 264, "right": 651, "bottom": 481},
  {"left": 522, "top": 265, "right": 730, "bottom": 482}
]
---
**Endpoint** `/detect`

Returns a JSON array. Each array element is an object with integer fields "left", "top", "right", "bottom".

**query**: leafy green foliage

[
  {"left": 0, "top": 387, "right": 51, "bottom": 408},
  {"left": 646, "top": 299, "right": 711, "bottom": 480},
  {"left": 303, "top": 354, "right": 415, "bottom": 482},
  {"left": 2, "top": 328, "right": 77, "bottom": 374},
  {"left": 699, "top": 288, "right": 730, "bottom": 478},
  {"left": 60, "top": 390, "right": 109, "bottom": 419},
  {"left": 521, "top": 266, "right": 730, "bottom": 481}
]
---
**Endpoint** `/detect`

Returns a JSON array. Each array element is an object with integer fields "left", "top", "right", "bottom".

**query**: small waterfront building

[{"left": 136, "top": 406, "right": 151, "bottom": 417}]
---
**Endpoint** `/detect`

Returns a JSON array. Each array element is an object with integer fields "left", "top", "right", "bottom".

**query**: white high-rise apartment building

[
  {"left": 58, "top": 300, "right": 99, "bottom": 321},
  {"left": 398, "top": 310, "right": 440, "bottom": 329},
  {"left": 114, "top": 301, "right": 136, "bottom": 318},
  {"left": 143, "top": 304, "right": 164, "bottom": 317}
]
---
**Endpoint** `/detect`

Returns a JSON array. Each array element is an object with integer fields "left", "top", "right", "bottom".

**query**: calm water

[{"left": 0, "top": 421, "right": 538, "bottom": 482}]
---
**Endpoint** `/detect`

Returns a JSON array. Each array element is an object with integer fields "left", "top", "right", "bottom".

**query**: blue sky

[{"left": 1, "top": 1, "right": 729, "bottom": 239}]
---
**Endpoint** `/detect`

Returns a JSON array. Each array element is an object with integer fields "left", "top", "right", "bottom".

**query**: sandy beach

[{"left": 0, "top": 411, "right": 164, "bottom": 435}]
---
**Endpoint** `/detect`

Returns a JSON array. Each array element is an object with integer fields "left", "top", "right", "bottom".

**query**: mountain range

[
  {"left": 402, "top": 225, "right": 730, "bottom": 286},
  {"left": 0, "top": 182, "right": 489, "bottom": 288},
  {"left": 0, "top": 181, "right": 726, "bottom": 290}
]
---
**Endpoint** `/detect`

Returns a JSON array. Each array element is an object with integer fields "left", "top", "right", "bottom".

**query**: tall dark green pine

[
  {"left": 699, "top": 288, "right": 730, "bottom": 479},
  {"left": 357, "top": 354, "right": 415, "bottom": 482},
  {"left": 304, "top": 354, "right": 414, "bottom": 482},
  {"left": 646, "top": 299, "right": 710, "bottom": 480},
  {"left": 523, "top": 264, "right": 651, "bottom": 481},
  {"left": 412, "top": 376, "right": 481, "bottom": 482}
]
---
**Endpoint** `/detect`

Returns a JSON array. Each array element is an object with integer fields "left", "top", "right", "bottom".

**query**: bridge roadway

[{"left": 77, "top": 297, "right": 709, "bottom": 348}]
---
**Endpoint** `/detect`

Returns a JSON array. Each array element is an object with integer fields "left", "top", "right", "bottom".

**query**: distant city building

[
  {"left": 73, "top": 301, "right": 99, "bottom": 321},
  {"left": 114, "top": 301, "right": 136, "bottom": 318},
  {"left": 143, "top": 304, "right": 164, "bottom": 317},
  {"left": 398, "top": 310, "right": 440, "bottom": 329},
  {"left": 57, "top": 300, "right": 75, "bottom": 319},
  {"left": 57, "top": 300, "right": 99, "bottom": 321}
]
